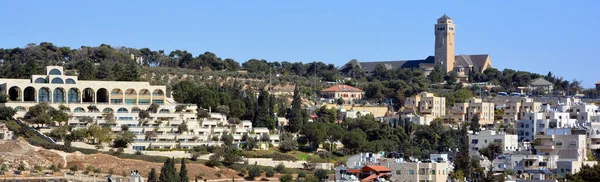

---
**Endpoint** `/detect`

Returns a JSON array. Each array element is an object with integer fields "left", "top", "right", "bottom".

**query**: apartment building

[
  {"left": 534, "top": 133, "right": 587, "bottom": 162},
  {"left": 0, "top": 66, "right": 280, "bottom": 150},
  {"left": 386, "top": 154, "right": 450, "bottom": 182},
  {"left": 469, "top": 130, "right": 518, "bottom": 152},
  {"left": 405, "top": 92, "right": 446, "bottom": 118},
  {"left": 517, "top": 112, "right": 575, "bottom": 142},
  {"left": 503, "top": 98, "right": 542, "bottom": 123},
  {"left": 447, "top": 97, "right": 495, "bottom": 124}
]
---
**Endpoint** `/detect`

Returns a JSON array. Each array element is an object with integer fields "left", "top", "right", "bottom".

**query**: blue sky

[{"left": 1, "top": 1, "right": 598, "bottom": 88}]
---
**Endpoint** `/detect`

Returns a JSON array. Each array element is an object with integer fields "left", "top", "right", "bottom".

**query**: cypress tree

[
  {"left": 147, "top": 168, "right": 158, "bottom": 182},
  {"left": 286, "top": 85, "right": 304, "bottom": 133},
  {"left": 179, "top": 159, "right": 189, "bottom": 182},
  {"left": 171, "top": 157, "right": 180, "bottom": 182},
  {"left": 253, "top": 88, "right": 275, "bottom": 129},
  {"left": 454, "top": 123, "right": 471, "bottom": 178},
  {"left": 159, "top": 158, "right": 171, "bottom": 182}
]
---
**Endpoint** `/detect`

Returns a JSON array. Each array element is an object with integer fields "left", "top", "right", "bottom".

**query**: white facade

[
  {"left": 516, "top": 112, "right": 575, "bottom": 142},
  {"left": 0, "top": 66, "right": 280, "bottom": 150},
  {"left": 468, "top": 130, "right": 518, "bottom": 152}
]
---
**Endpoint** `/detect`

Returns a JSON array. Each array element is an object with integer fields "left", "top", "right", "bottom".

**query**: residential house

[
  {"left": 321, "top": 84, "right": 364, "bottom": 103},
  {"left": 469, "top": 130, "right": 518, "bottom": 152},
  {"left": 503, "top": 98, "right": 542, "bottom": 123},
  {"left": 447, "top": 97, "right": 495, "bottom": 124}
]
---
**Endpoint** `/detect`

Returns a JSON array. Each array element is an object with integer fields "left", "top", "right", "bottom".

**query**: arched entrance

[
  {"left": 8, "top": 86, "right": 21, "bottom": 101},
  {"left": 125, "top": 89, "right": 137, "bottom": 105},
  {"left": 96, "top": 88, "right": 109, "bottom": 103},
  {"left": 82, "top": 88, "right": 95, "bottom": 103},
  {"left": 23, "top": 87, "right": 36, "bottom": 102},
  {"left": 53, "top": 88, "right": 66, "bottom": 103},
  {"left": 68, "top": 88, "right": 80, "bottom": 103},
  {"left": 38, "top": 87, "right": 51, "bottom": 102}
]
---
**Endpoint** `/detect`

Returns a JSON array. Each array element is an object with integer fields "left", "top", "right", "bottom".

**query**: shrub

[
  {"left": 70, "top": 165, "right": 78, "bottom": 172},
  {"left": 94, "top": 168, "right": 102, "bottom": 174},
  {"left": 191, "top": 153, "right": 199, "bottom": 161},
  {"left": 264, "top": 168, "right": 275, "bottom": 177},
  {"left": 135, "top": 150, "right": 143, "bottom": 155},
  {"left": 215, "top": 170, "right": 224, "bottom": 177},
  {"left": 279, "top": 174, "right": 293, "bottom": 182},
  {"left": 33, "top": 164, "right": 43, "bottom": 173},
  {"left": 247, "top": 165, "right": 262, "bottom": 180},
  {"left": 275, "top": 163, "right": 286, "bottom": 173},
  {"left": 17, "top": 162, "right": 26, "bottom": 171},
  {"left": 49, "top": 164, "right": 60, "bottom": 172}
]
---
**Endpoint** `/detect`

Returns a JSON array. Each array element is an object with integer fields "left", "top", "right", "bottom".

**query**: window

[
  {"left": 569, "top": 140, "right": 577, "bottom": 147},
  {"left": 556, "top": 140, "right": 563, "bottom": 146},
  {"left": 472, "top": 139, "right": 479, "bottom": 144},
  {"left": 431, "top": 170, "right": 435, "bottom": 175},
  {"left": 396, "top": 170, "right": 401, "bottom": 175},
  {"left": 409, "top": 170, "right": 415, "bottom": 175}
]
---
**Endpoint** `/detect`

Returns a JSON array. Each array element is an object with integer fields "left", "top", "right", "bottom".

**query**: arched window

[
  {"left": 24, "top": 87, "right": 36, "bottom": 101},
  {"left": 38, "top": 88, "right": 50, "bottom": 102},
  {"left": 8, "top": 86, "right": 21, "bottom": 101},
  {"left": 49, "top": 69, "right": 62, "bottom": 75},
  {"left": 74, "top": 107, "right": 85, "bottom": 113},
  {"left": 34, "top": 78, "right": 48, "bottom": 83},
  {"left": 51, "top": 78, "right": 64, "bottom": 84},
  {"left": 103, "top": 108, "right": 114, "bottom": 113},
  {"left": 556, "top": 140, "right": 563, "bottom": 146},
  {"left": 117, "top": 108, "right": 129, "bottom": 113},
  {"left": 14, "top": 106, "right": 26, "bottom": 112},
  {"left": 131, "top": 107, "right": 141, "bottom": 113},
  {"left": 66, "top": 78, "right": 76, "bottom": 84},
  {"left": 68, "top": 88, "right": 80, "bottom": 103},
  {"left": 53, "top": 88, "right": 65, "bottom": 103}
]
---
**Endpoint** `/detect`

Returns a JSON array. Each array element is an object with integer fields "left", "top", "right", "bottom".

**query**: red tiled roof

[
  {"left": 321, "top": 84, "right": 363, "bottom": 92},
  {"left": 309, "top": 114, "right": 318, "bottom": 119},
  {"left": 596, "top": 81, "right": 600, "bottom": 85},
  {"left": 362, "top": 165, "right": 392, "bottom": 172},
  {"left": 347, "top": 169, "right": 361, "bottom": 173}
]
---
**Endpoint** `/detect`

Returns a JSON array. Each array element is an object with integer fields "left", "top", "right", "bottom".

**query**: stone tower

[{"left": 434, "top": 14, "right": 456, "bottom": 73}]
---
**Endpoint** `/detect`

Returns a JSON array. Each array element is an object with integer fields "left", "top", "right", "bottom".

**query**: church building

[{"left": 343, "top": 14, "right": 493, "bottom": 82}]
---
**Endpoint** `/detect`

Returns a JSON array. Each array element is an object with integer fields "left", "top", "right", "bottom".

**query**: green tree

[
  {"left": 0, "top": 106, "right": 16, "bottom": 120},
  {"left": 179, "top": 159, "right": 189, "bottom": 182},
  {"left": 278, "top": 132, "right": 297, "bottom": 152},
  {"left": 429, "top": 64, "right": 445, "bottom": 84},
  {"left": 113, "top": 131, "right": 136, "bottom": 148},
  {"left": 479, "top": 142, "right": 503, "bottom": 160},
  {"left": 264, "top": 167, "right": 275, "bottom": 177},
  {"left": 253, "top": 89, "right": 275, "bottom": 129},
  {"left": 279, "top": 174, "right": 293, "bottom": 182},
  {"left": 48, "top": 126, "right": 69, "bottom": 141},
  {"left": 300, "top": 122, "right": 327, "bottom": 151},
  {"left": 445, "top": 71, "right": 458, "bottom": 85},
  {"left": 454, "top": 123, "right": 471, "bottom": 178},
  {"left": 342, "top": 129, "right": 367, "bottom": 154},
  {"left": 159, "top": 158, "right": 178, "bottom": 182},
  {"left": 220, "top": 133, "right": 234, "bottom": 146},
  {"left": 470, "top": 114, "right": 481, "bottom": 132},
  {"left": 275, "top": 163, "right": 286, "bottom": 173},
  {"left": 286, "top": 85, "right": 305, "bottom": 133},
  {"left": 247, "top": 165, "right": 262, "bottom": 180},
  {"left": 314, "top": 169, "right": 328, "bottom": 181},
  {"left": 148, "top": 168, "right": 158, "bottom": 182}
]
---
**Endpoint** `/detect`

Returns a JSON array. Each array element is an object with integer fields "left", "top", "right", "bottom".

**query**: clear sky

[{"left": 1, "top": 1, "right": 598, "bottom": 88}]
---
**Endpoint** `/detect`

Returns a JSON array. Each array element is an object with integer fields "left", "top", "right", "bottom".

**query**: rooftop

[{"left": 322, "top": 84, "right": 364, "bottom": 92}]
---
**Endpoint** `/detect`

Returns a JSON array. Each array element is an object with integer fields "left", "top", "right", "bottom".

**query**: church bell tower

[{"left": 434, "top": 14, "right": 455, "bottom": 73}]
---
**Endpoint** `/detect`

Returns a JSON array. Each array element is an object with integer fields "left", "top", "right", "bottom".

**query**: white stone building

[
  {"left": 468, "top": 130, "right": 518, "bottom": 152},
  {"left": 0, "top": 66, "right": 280, "bottom": 150}
]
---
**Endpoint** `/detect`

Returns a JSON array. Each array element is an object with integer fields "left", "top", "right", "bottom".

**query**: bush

[
  {"left": 191, "top": 153, "right": 200, "bottom": 161},
  {"left": 247, "top": 165, "right": 262, "bottom": 180},
  {"left": 17, "top": 162, "right": 26, "bottom": 171},
  {"left": 33, "top": 164, "right": 43, "bottom": 173},
  {"left": 215, "top": 170, "right": 224, "bottom": 177},
  {"left": 49, "top": 164, "right": 61, "bottom": 172},
  {"left": 70, "top": 165, "right": 78, "bottom": 172},
  {"left": 314, "top": 169, "right": 328, "bottom": 181},
  {"left": 275, "top": 163, "right": 286, "bottom": 173},
  {"left": 297, "top": 171, "right": 306, "bottom": 178},
  {"left": 135, "top": 150, "right": 143, "bottom": 155},
  {"left": 279, "top": 174, "right": 293, "bottom": 182},
  {"left": 264, "top": 168, "right": 275, "bottom": 177}
]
